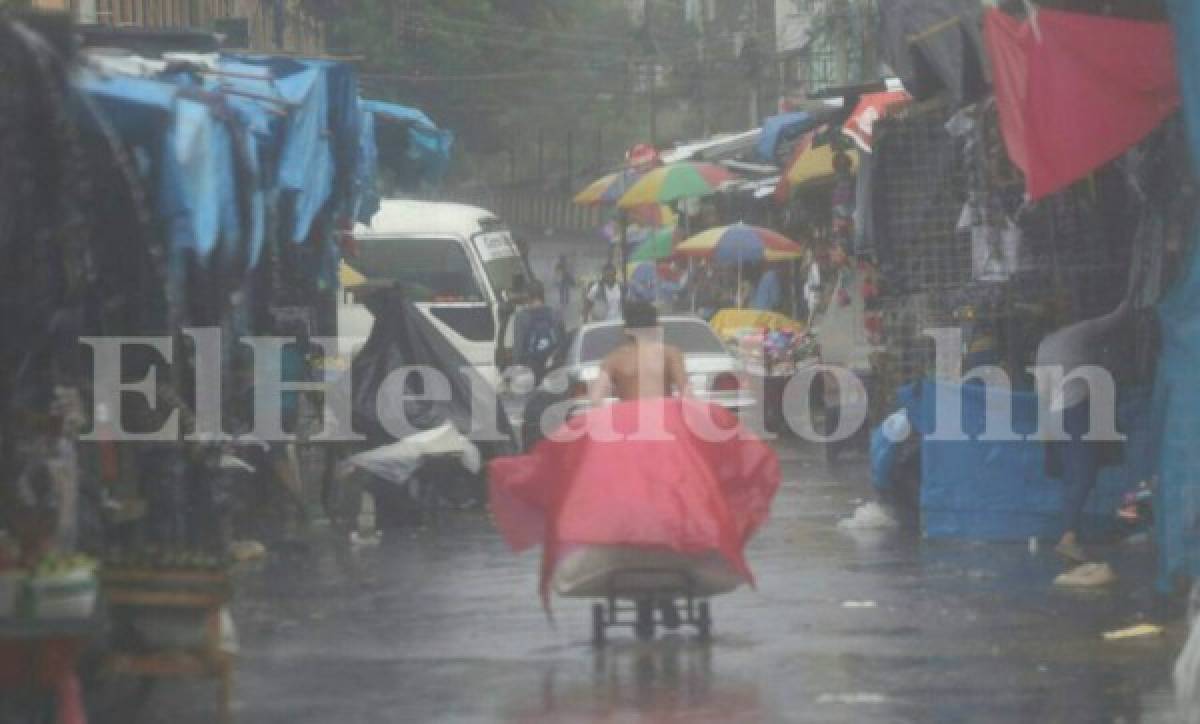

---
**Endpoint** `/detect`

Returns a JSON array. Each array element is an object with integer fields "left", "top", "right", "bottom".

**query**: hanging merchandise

[{"left": 984, "top": 8, "right": 1180, "bottom": 201}]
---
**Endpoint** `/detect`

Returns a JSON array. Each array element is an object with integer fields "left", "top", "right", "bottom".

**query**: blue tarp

[
  {"left": 71, "top": 53, "right": 451, "bottom": 282},
  {"left": 1160, "top": 1, "right": 1200, "bottom": 592},
  {"left": 757, "top": 111, "right": 814, "bottom": 163},
  {"left": 354, "top": 103, "right": 380, "bottom": 223},
  {"left": 362, "top": 99, "right": 455, "bottom": 187},
  {"left": 903, "top": 381, "right": 1154, "bottom": 541}
]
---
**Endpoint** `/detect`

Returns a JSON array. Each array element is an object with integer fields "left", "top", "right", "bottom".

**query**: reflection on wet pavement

[{"left": 126, "top": 445, "right": 1185, "bottom": 723}]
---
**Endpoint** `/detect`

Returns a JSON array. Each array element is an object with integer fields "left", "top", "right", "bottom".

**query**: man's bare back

[{"left": 589, "top": 331, "right": 689, "bottom": 404}]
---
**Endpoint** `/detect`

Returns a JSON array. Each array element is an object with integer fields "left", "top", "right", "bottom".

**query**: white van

[{"left": 339, "top": 200, "right": 530, "bottom": 383}]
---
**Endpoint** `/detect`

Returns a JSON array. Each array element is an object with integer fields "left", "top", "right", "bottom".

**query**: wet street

[{"left": 119, "top": 440, "right": 1184, "bottom": 723}]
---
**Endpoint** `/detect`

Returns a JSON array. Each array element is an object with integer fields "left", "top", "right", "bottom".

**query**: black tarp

[
  {"left": 878, "top": 0, "right": 990, "bottom": 106},
  {"left": 348, "top": 287, "right": 515, "bottom": 452}
]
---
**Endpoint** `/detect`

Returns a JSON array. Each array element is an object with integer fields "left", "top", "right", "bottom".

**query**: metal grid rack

[{"left": 869, "top": 107, "right": 1133, "bottom": 398}]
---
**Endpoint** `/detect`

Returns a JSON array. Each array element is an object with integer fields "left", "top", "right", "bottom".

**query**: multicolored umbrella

[
  {"left": 675, "top": 223, "right": 803, "bottom": 264},
  {"left": 630, "top": 226, "right": 678, "bottom": 264},
  {"left": 783, "top": 136, "right": 857, "bottom": 188},
  {"left": 675, "top": 224, "right": 803, "bottom": 306},
  {"left": 617, "top": 162, "right": 735, "bottom": 208},
  {"left": 773, "top": 130, "right": 858, "bottom": 201},
  {"left": 626, "top": 203, "right": 678, "bottom": 227},
  {"left": 573, "top": 167, "right": 644, "bottom": 206}
]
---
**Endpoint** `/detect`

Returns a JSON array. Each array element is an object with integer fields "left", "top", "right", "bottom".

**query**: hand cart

[{"left": 589, "top": 568, "right": 712, "bottom": 646}]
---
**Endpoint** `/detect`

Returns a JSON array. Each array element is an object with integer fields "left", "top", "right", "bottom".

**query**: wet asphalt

[{"left": 121, "top": 439, "right": 1194, "bottom": 724}]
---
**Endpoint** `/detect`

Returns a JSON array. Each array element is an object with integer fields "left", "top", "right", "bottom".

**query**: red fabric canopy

[
  {"left": 843, "top": 90, "right": 912, "bottom": 153},
  {"left": 983, "top": 8, "right": 1179, "bottom": 201},
  {"left": 488, "top": 398, "right": 781, "bottom": 606}
]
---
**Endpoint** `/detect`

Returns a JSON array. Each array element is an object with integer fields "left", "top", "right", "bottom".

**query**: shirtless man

[{"left": 589, "top": 301, "right": 690, "bottom": 406}]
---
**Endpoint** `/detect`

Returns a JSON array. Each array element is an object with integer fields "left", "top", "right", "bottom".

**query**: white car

[{"left": 554, "top": 315, "right": 756, "bottom": 411}]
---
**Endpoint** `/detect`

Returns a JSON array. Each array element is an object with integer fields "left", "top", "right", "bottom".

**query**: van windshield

[
  {"left": 484, "top": 255, "right": 528, "bottom": 298},
  {"left": 472, "top": 231, "right": 529, "bottom": 298},
  {"left": 348, "top": 237, "right": 484, "bottom": 303}
]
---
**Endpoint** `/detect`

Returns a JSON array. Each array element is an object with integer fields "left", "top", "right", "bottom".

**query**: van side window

[{"left": 349, "top": 237, "right": 483, "bottom": 303}]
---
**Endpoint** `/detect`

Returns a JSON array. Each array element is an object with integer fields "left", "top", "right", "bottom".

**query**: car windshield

[
  {"left": 347, "top": 237, "right": 484, "bottom": 302},
  {"left": 579, "top": 320, "right": 727, "bottom": 364}
]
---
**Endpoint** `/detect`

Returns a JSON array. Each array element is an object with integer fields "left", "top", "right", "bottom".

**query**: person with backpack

[
  {"left": 583, "top": 263, "right": 624, "bottom": 323},
  {"left": 513, "top": 281, "right": 566, "bottom": 384}
]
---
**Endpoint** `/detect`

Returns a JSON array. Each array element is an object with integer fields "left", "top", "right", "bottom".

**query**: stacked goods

[
  {"left": 103, "top": 547, "right": 229, "bottom": 574},
  {"left": 725, "top": 325, "right": 816, "bottom": 377},
  {"left": 0, "top": 553, "right": 99, "bottom": 620}
]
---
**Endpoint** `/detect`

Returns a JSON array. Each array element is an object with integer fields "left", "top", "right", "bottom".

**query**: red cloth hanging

[
  {"left": 488, "top": 398, "right": 781, "bottom": 606},
  {"left": 983, "top": 8, "right": 1179, "bottom": 201}
]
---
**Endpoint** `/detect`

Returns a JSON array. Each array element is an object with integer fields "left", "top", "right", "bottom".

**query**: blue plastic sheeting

[
  {"left": 1158, "top": 0, "right": 1200, "bottom": 593},
  {"left": 354, "top": 105, "right": 380, "bottom": 223},
  {"left": 363, "top": 99, "right": 455, "bottom": 187},
  {"left": 76, "top": 54, "right": 393, "bottom": 278},
  {"left": 903, "top": 381, "right": 1155, "bottom": 541},
  {"left": 870, "top": 426, "right": 900, "bottom": 493},
  {"left": 756, "top": 112, "right": 813, "bottom": 163},
  {"left": 871, "top": 386, "right": 918, "bottom": 494}
]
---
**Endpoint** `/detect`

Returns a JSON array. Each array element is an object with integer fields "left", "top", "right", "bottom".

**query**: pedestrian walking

[
  {"left": 582, "top": 264, "right": 623, "bottom": 323},
  {"left": 512, "top": 281, "right": 565, "bottom": 384},
  {"left": 553, "top": 254, "right": 575, "bottom": 309}
]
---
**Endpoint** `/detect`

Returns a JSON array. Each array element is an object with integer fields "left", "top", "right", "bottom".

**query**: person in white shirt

[{"left": 583, "top": 264, "right": 624, "bottom": 323}]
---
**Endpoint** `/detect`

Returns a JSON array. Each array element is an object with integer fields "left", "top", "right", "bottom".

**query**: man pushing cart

[{"left": 488, "top": 303, "right": 781, "bottom": 644}]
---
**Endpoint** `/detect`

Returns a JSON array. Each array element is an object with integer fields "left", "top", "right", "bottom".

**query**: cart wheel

[
  {"left": 592, "top": 603, "right": 607, "bottom": 646},
  {"left": 696, "top": 601, "right": 712, "bottom": 642},
  {"left": 635, "top": 598, "right": 656, "bottom": 642}
]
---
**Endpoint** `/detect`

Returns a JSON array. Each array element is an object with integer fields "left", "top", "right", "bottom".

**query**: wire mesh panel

[{"left": 869, "top": 105, "right": 1134, "bottom": 396}]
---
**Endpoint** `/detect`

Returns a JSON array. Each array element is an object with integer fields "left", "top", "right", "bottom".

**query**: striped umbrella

[
  {"left": 572, "top": 167, "right": 644, "bottom": 206},
  {"left": 630, "top": 226, "right": 678, "bottom": 264},
  {"left": 617, "top": 161, "right": 735, "bottom": 208},
  {"left": 676, "top": 224, "right": 803, "bottom": 306},
  {"left": 626, "top": 203, "right": 678, "bottom": 227}
]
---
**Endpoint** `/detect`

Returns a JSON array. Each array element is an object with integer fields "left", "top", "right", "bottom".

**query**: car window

[
  {"left": 348, "top": 237, "right": 484, "bottom": 303},
  {"left": 578, "top": 320, "right": 726, "bottom": 364}
]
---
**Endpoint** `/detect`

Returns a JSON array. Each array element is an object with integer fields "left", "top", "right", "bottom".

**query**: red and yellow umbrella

[
  {"left": 626, "top": 203, "right": 678, "bottom": 227},
  {"left": 774, "top": 130, "right": 858, "bottom": 201},
  {"left": 617, "top": 161, "right": 735, "bottom": 208}
]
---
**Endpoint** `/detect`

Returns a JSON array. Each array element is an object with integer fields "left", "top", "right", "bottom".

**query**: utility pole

[
  {"left": 566, "top": 129, "right": 574, "bottom": 191},
  {"left": 697, "top": 1, "right": 709, "bottom": 136},
  {"left": 644, "top": 0, "right": 657, "bottom": 146},
  {"left": 749, "top": 0, "right": 760, "bottom": 127},
  {"left": 537, "top": 129, "right": 545, "bottom": 181}
]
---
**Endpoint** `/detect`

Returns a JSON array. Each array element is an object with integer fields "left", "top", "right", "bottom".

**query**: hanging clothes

[{"left": 983, "top": 8, "right": 1180, "bottom": 201}]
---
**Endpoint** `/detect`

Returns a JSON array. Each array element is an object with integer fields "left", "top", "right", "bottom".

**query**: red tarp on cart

[{"left": 488, "top": 398, "right": 781, "bottom": 606}]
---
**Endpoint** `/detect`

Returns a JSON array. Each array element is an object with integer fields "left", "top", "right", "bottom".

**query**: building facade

[{"left": 31, "top": 0, "right": 326, "bottom": 53}]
